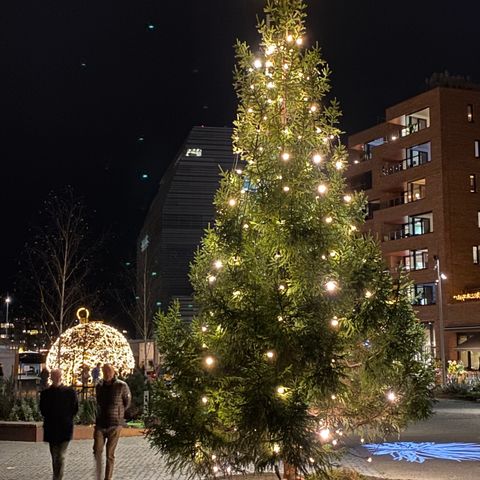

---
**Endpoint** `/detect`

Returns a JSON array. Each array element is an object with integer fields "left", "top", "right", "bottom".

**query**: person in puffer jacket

[{"left": 93, "top": 363, "right": 131, "bottom": 480}]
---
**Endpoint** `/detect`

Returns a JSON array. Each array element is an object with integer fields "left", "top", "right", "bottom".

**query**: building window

[
  {"left": 475, "top": 140, "right": 480, "bottom": 158},
  {"left": 409, "top": 283, "right": 436, "bottom": 305},
  {"left": 405, "top": 249, "right": 428, "bottom": 271},
  {"left": 478, "top": 211, "right": 480, "bottom": 227},
  {"left": 470, "top": 174, "right": 477, "bottom": 193},
  {"left": 468, "top": 104, "right": 474, "bottom": 123},
  {"left": 474, "top": 246, "right": 480, "bottom": 264}
]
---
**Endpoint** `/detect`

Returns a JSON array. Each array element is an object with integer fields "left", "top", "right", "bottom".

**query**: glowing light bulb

[
  {"left": 277, "top": 386, "right": 286, "bottom": 394},
  {"left": 365, "top": 290, "right": 372, "bottom": 298},
  {"left": 265, "top": 60, "right": 273, "bottom": 68},
  {"left": 283, "top": 186, "right": 290, "bottom": 192},
  {"left": 296, "top": 37, "right": 303, "bottom": 45},
  {"left": 266, "top": 351, "right": 274, "bottom": 359},
  {"left": 330, "top": 251, "right": 336, "bottom": 257},
  {"left": 254, "top": 59, "right": 262, "bottom": 69},
  {"left": 317, "top": 184, "right": 327, "bottom": 194},
  {"left": 235, "top": 169, "right": 243, "bottom": 174},
  {"left": 387, "top": 391, "right": 396, "bottom": 402},
  {"left": 273, "top": 444, "right": 281, "bottom": 454},
  {"left": 213, "top": 466, "right": 219, "bottom": 473},
  {"left": 331, "top": 394, "right": 336, "bottom": 400},
  {"left": 283, "top": 63, "right": 289, "bottom": 70},
  {"left": 343, "top": 195, "right": 352, "bottom": 203},
  {"left": 208, "top": 275, "right": 216, "bottom": 284},
  {"left": 367, "top": 457, "right": 373, "bottom": 463},
  {"left": 360, "top": 437, "right": 365, "bottom": 444},
  {"left": 247, "top": 107, "right": 253, "bottom": 113},
  {"left": 309, "top": 457, "right": 315, "bottom": 463},
  {"left": 325, "top": 281, "right": 338, "bottom": 292},
  {"left": 350, "top": 225, "right": 357, "bottom": 231},
  {"left": 214, "top": 260, "right": 223, "bottom": 269},
  {"left": 201, "top": 396, "right": 208, "bottom": 404},
  {"left": 281, "top": 152, "right": 290, "bottom": 161},
  {"left": 286, "top": 34, "right": 293, "bottom": 42},
  {"left": 228, "top": 198, "right": 237, "bottom": 207},
  {"left": 278, "top": 284, "right": 286, "bottom": 291},
  {"left": 330, "top": 317, "right": 339, "bottom": 327},
  {"left": 267, "top": 81, "right": 275, "bottom": 89},
  {"left": 313, "top": 154, "right": 322, "bottom": 164},
  {"left": 332, "top": 439, "right": 338, "bottom": 446},
  {"left": 266, "top": 45, "right": 276, "bottom": 55},
  {"left": 335, "top": 161, "right": 343, "bottom": 170},
  {"left": 319, "top": 428, "right": 330, "bottom": 440},
  {"left": 211, "top": 454, "right": 217, "bottom": 460},
  {"left": 325, "top": 217, "right": 333, "bottom": 224},
  {"left": 205, "top": 356, "right": 215, "bottom": 367},
  {"left": 310, "top": 105, "right": 317, "bottom": 112},
  {"left": 277, "top": 315, "right": 283, "bottom": 322},
  {"left": 201, "top": 325, "right": 208, "bottom": 332},
  {"left": 243, "top": 223, "right": 249, "bottom": 229}
]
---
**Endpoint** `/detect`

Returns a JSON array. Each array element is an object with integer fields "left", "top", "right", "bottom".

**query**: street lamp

[
  {"left": 4, "top": 295, "right": 12, "bottom": 338},
  {"left": 434, "top": 256, "right": 447, "bottom": 385}
]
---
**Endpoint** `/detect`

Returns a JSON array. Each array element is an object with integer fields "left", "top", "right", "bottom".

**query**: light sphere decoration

[{"left": 46, "top": 320, "right": 135, "bottom": 385}]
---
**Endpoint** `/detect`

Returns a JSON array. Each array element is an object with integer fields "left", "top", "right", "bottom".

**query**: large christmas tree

[{"left": 147, "top": 1, "right": 433, "bottom": 478}]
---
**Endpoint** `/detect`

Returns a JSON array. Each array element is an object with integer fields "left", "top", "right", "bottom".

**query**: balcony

[
  {"left": 382, "top": 151, "right": 430, "bottom": 176},
  {"left": 384, "top": 217, "right": 431, "bottom": 242},
  {"left": 400, "top": 118, "right": 428, "bottom": 138},
  {"left": 379, "top": 184, "right": 426, "bottom": 210}
]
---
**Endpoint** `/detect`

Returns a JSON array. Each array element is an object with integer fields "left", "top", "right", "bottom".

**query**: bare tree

[{"left": 23, "top": 190, "right": 95, "bottom": 363}]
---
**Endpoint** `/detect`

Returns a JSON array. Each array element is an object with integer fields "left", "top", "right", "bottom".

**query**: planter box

[{"left": 0, "top": 421, "right": 144, "bottom": 442}]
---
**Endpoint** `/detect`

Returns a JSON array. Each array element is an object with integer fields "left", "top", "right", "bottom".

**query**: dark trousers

[
  {"left": 49, "top": 441, "right": 69, "bottom": 480},
  {"left": 93, "top": 426, "right": 122, "bottom": 480}
]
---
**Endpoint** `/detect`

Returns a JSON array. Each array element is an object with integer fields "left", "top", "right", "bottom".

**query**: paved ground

[{"left": 1, "top": 399, "right": 480, "bottom": 480}]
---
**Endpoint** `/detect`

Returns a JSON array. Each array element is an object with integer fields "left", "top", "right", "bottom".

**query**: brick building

[{"left": 347, "top": 85, "right": 480, "bottom": 371}]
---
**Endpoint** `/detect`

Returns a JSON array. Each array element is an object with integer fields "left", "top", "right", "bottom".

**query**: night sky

[{"left": 1, "top": 0, "right": 479, "bottom": 315}]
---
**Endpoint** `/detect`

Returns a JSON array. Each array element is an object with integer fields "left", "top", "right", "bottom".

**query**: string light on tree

[
  {"left": 281, "top": 152, "right": 290, "bottom": 161},
  {"left": 201, "top": 396, "right": 208, "bottom": 405},
  {"left": 387, "top": 391, "right": 397, "bottom": 402},
  {"left": 317, "top": 184, "right": 327, "bottom": 194},
  {"left": 313, "top": 154, "right": 322, "bottom": 164},
  {"left": 228, "top": 198, "right": 237, "bottom": 207},
  {"left": 330, "top": 317, "right": 339, "bottom": 327},
  {"left": 343, "top": 194, "right": 352, "bottom": 203},
  {"left": 325, "top": 280, "right": 338, "bottom": 293},
  {"left": 254, "top": 59, "right": 262, "bottom": 69},
  {"left": 205, "top": 356, "right": 215, "bottom": 367}
]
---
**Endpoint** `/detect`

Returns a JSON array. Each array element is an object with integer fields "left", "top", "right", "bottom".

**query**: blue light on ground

[{"left": 364, "top": 442, "right": 480, "bottom": 463}]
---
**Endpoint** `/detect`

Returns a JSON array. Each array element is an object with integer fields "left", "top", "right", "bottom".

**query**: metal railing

[
  {"left": 384, "top": 218, "right": 431, "bottom": 242},
  {"left": 382, "top": 152, "right": 430, "bottom": 176},
  {"left": 380, "top": 185, "right": 426, "bottom": 209}
]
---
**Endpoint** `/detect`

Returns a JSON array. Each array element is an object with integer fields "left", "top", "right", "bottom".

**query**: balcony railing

[
  {"left": 380, "top": 185, "right": 426, "bottom": 209},
  {"left": 382, "top": 151, "right": 430, "bottom": 176},
  {"left": 384, "top": 218, "right": 431, "bottom": 242},
  {"left": 400, "top": 119, "right": 428, "bottom": 138}
]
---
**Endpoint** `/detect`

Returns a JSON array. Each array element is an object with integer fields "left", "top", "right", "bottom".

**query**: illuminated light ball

[
  {"left": 213, "top": 466, "right": 219, "bottom": 473},
  {"left": 266, "top": 44, "right": 276, "bottom": 55},
  {"left": 214, "top": 260, "right": 223, "bottom": 269},
  {"left": 201, "top": 325, "right": 208, "bottom": 332},
  {"left": 281, "top": 152, "right": 290, "bottom": 161},
  {"left": 253, "top": 58, "right": 262, "bottom": 69},
  {"left": 266, "top": 350, "right": 275, "bottom": 359},
  {"left": 330, "top": 317, "right": 339, "bottom": 327},
  {"left": 332, "top": 439, "right": 338, "bottom": 446},
  {"left": 283, "top": 186, "right": 290, "bottom": 192},
  {"left": 329, "top": 134, "right": 335, "bottom": 139},
  {"left": 365, "top": 290, "right": 372, "bottom": 298},
  {"left": 331, "top": 394, "right": 337, "bottom": 400},
  {"left": 343, "top": 194, "right": 352, "bottom": 203},
  {"left": 243, "top": 223, "right": 249, "bottom": 230},
  {"left": 325, "top": 280, "right": 338, "bottom": 292},
  {"left": 205, "top": 356, "right": 215, "bottom": 367},
  {"left": 286, "top": 34, "right": 293, "bottom": 42},
  {"left": 278, "top": 284, "right": 286, "bottom": 292},
  {"left": 201, "top": 396, "right": 208, "bottom": 405},
  {"left": 335, "top": 161, "right": 344, "bottom": 170},
  {"left": 367, "top": 457, "right": 373, "bottom": 463},
  {"left": 277, "top": 316, "right": 283, "bottom": 322},
  {"left": 319, "top": 428, "right": 330, "bottom": 440},
  {"left": 330, "top": 251, "right": 337, "bottom": 257},
  {"left": 387, "top": 391, "right": 396, "bottom": 402},
  {"left": 313, "top": 154, "right": 322, "bottom": 164},
  {"left": 321, "top": 255, "right": 326, "bottom": 260},
  {"left": 235, "top": 169, "right": 243, "bottom": 174},
  {"left": 325, "top": 217, "right": 333, "bottom": 224},
  {"left": 247, "top": 108, "right": 253, "bottom": 113},
  {"left": 267, "top": 81, "right": 275, "bottom": 89},
  {"left": 317, "top": 184, "right": 327, "bottom": 194},
  {"left": 309, "top": 457, "right": 315, "bottom": 464},
  {"left": 228, "top": 198, "right": 237, "bottom": 207},
  {"left": 360, "top": 437, "right": 365, "bottom": 444},
  {"left": 277, "top": 386, "right": 286, "bottom": 395},
  {"left": 273, "top": 444, "right": 281, "bottom": 454},
  {"left": 296, "top": 37, "right": 303, "bottom": 45},
  {"left": 310, "top": 105, "right": 317, "bottom": 113},
  {"left": 265, "top": 60, "right": 273, "bottom": 68},
  {"left": 350, "top": 225, "right": 357, "bottom": 231},
  {"left": 283, "top": 63, "right": 289, "bottom": 70},
  {"left": 208, "top": 275, "right": 216, "bottom": 284},
  {"left": 46, "top": 322, "right": 135, "bottom": 385}
]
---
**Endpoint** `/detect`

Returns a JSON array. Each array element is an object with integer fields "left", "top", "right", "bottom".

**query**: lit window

[
  {"left": 475, "top": 140, "right": 480, "bottom": 158},
  {"left": 467, "top": 104, "right": 474, "bottom": 123},
  {"left": 478, "top": 211, "right": 480, "bottom": 228},
  {"left": 186, "top": 148, "right": 203, "bottom": 157},
  {"left": 470, "top": 174, "right": 477, "bottom": 193},
  {"left": 474, "top": 246, "right": 480, "bottom": 264}
]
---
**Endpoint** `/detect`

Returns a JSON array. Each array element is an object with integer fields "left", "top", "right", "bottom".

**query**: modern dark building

[
  {"left": 137, "top": 126, "right": 236, "bottom": 320},
  {"left": 346, "top": 83, "right": 480, "bottom": 371}
]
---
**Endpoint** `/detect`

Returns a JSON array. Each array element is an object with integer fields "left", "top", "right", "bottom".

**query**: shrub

[
  {"left": 76, "top": 397, "right": 97, "bottom": 425},
  {"left": 0, "top": 377, "right": 15, "bottom": 420}
]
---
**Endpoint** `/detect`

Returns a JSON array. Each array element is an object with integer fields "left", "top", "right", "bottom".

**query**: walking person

[
  {"left": 94, "top": 363, "right": 131, "bottom": 480},
  {"left": 39, "top": 368, "right": 79, "bottom": 480},
  {"left": 92, "top": 362, "right": 101, "bottom": 385}
]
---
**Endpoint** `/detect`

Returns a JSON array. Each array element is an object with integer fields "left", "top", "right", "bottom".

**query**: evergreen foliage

[{"left": 147, "top": 1, "right": 434, "bottom": 478}]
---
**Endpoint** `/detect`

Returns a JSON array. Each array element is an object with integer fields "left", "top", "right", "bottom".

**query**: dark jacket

[
  {"left": 39, "top": 385, "right": 78, "bottom": 443},
  {"left": 95, "top": 377, "right": 131, "bottom": 428}
]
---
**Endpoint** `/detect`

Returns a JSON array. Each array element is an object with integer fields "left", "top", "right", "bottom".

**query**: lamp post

[
  {"left": 434, "top": 256, "right": 447, "bottom": 385},
  {"left": 4, "top": 295, "right": 11, "bottom": 338}
]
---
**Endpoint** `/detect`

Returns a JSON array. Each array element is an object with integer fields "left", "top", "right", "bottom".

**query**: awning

[{"left": 456, "top": 334, "right": 480, "bottom": 351}]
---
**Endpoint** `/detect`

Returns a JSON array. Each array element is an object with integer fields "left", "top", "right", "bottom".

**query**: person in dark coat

[
  {"left": 39, "top": 368, "right": 78, "bottom": 480},
  {"left": 93, "top": 363, "right": 131, "bottom": 480}
]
